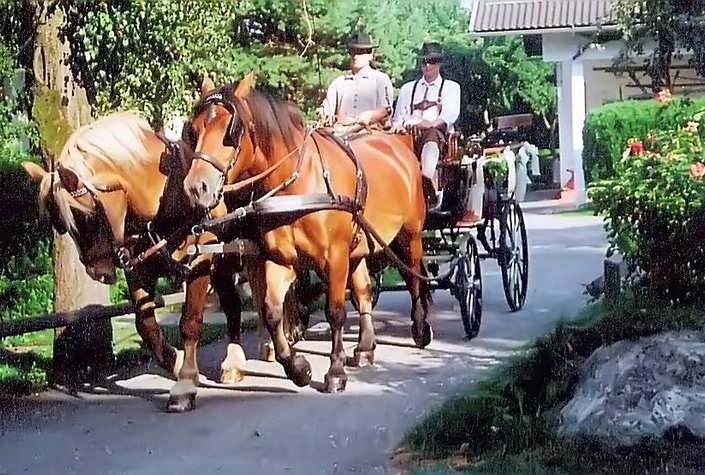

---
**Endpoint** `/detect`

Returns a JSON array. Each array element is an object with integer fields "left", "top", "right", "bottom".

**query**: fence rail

[{"left": 0, "top": 292, "right": 185, "bottom": 339}]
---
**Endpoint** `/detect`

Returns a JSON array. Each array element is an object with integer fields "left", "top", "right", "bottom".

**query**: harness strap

[
  {"left": 222, "top": 146, "right": 299, "bottom": 194},
  {"left": 193, "top": 151, "right": 229, "bottom": 174}
]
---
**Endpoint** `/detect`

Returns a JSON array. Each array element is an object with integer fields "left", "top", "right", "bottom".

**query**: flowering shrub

[{"left": 589, "top": 96, "right": 705, "bottom": 301}]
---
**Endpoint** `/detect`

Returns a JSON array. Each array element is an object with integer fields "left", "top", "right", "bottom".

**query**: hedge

[{"left": 583, "top": 95, "right": 705, "bottom": 184}]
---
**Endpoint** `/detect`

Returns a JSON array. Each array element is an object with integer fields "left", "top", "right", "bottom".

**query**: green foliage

[
  {"left": 613, "top": 0, "right": 705, "bottom": 90},
  {"left": 61, "top": 0, "right": 554, "bottom": 138},
  {"left": 589, "top": 97, "right": 705, "bottom": 301},
  {"left": 0, "top": 39, "right": 53, "bottom": 323},
  {"left": 582, "top": 95, "right": 705, "bottom": 183}
]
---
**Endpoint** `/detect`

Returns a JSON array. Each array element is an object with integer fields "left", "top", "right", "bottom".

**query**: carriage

[{"left": 360, "top": 123, "right": 533, "bottom": 340}]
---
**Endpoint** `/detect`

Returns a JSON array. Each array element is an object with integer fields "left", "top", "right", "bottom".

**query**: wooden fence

[{"left": 0, "top": 292, "right": 185, "bottom": 339}]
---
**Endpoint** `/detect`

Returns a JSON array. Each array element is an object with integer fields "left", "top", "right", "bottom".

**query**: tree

[
  {"left": 32, "top": 1, "right": 113, "bottom": 386},
  {"left": 613, "top": 0, "right": 705, "bottom": 91}
]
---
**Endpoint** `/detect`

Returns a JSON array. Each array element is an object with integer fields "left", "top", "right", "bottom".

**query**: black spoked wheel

[
  {"left": 455, "top": 237, "right": 483, "bottom": 339},
  {"left": 498, "top": 199, "right": 529, "bottom": 311}
]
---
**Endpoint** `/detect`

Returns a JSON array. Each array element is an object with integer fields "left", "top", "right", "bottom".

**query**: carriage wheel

[
  {"left": 455, "top": 237, "right": 482, "bottom": 339},
  {"left": 498, "top": 200, "right": 529, "bottom": 311}
]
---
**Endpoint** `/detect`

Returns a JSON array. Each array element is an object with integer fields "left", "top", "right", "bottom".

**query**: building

[{"left": 468, "top": 0, "right": 702, "bottom": 205}]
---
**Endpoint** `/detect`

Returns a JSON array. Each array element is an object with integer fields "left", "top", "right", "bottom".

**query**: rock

[{"left": 559, "top": 331, "right": 705, "bottom": 445}]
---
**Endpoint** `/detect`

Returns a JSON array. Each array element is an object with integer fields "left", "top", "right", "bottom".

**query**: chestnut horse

[
  {"left": 21, "top": 111, "right": 299, "bottom": 412},
  {"left": 183, "top": 75, "right": 431, "bottom": 393}
]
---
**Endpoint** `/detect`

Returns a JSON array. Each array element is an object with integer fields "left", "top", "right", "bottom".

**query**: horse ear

[
  {"left": 21, "top": 161, "right": 48, "bottom": 183},
  {"left": 233, "top": 72, "right": 255, "bottom": 98},
  {"left": 201, "top": 73, "right": 215, "bottom": 96},
  {"left": 57, "top": 165, "right": 82, "bottom": 193}
]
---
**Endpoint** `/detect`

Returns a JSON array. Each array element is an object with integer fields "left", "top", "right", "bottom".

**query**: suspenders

[{"left": 410, "top": 77, "right": 445, "bottom": 113}]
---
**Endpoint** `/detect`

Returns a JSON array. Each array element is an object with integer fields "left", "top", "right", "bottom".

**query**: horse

[
  {"left": 21, "top": 111, "right": 301, "bottom": 412},
  {"left": 182, "top": 74, "right": 431, "bottom": 394}
]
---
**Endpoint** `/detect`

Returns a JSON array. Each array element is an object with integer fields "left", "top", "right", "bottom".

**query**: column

[{"left": 557, "top": 59, "right": 587, "bottom": 206}]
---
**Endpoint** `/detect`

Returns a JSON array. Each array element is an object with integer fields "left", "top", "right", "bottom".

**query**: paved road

[{"left": 0, "top": 209, "right": 606, "bottom": 475}]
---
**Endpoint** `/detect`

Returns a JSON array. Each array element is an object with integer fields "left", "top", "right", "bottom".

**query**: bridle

[
  {"left": 191, "top": 92, "right": 246, "bottom": 208},
  {"left": 51, "top": 172, "right": 131, "bottom": 270}
]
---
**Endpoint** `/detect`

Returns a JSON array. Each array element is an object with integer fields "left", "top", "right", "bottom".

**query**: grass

[
  {"left": 0, "top": 303, "right": 254, "bottom": 397},
  {"left": 400, "top": 288, "right": 705, "bottom": 474}
]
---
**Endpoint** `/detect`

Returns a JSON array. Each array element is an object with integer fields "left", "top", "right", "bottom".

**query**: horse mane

[
  {"left": 199, "top": 85, "right": 305, "bottom": 159},
  {"left": 38, "top": 111, "right": 156, "bottom": 231}
]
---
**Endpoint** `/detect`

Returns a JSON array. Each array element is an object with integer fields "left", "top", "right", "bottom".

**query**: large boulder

[{"left": 559, "top": 331, "right": 705, "bottom": 445}]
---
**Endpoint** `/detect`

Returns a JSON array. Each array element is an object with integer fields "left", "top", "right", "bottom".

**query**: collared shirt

[
  {"left": 392, "top": 75, "right": 461, "bottom": 132},
  {"left": 320, "top": 66, "right": 394, "bottom": 122}
]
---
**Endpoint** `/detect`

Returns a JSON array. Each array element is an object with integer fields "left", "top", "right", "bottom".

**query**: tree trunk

[{"left": 32, "top": 1, "right": 113, "bottom": 388}]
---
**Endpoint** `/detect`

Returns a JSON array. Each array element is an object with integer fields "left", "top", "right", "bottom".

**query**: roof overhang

[{"left": 469, "top": 0, "right": 617, "bottom": 37}]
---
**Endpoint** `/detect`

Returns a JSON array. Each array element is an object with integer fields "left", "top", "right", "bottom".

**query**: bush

[
  {"left": 589, "top": 96, "right": 705, "bottom": 301},
  {"left": 582, "top": 94, "right": 705, "bottom": 184},
  {"left": 0, "top": 42, "right": 53, "bottom": 322}
]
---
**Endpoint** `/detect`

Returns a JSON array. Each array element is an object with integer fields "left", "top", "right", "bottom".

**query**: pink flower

[
  {"left": 686, "top": 121, "right": 700, "bottom": 133},
  {"left": 656, "top": 88, "right": 672, "bottom": 105},
  {"left": 690, "top": 162, "right": 705, "bottom": 179}
]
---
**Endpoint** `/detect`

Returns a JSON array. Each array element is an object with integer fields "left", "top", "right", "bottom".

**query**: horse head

[
  {"left": 21, "top": 112, "right": 170, "bottom": 285},
  {"left": 183, "top": 74, "right": 258, "bottom": 210},
  {"left": 22, "top": 161, "right": 127, "bottom": 284}
]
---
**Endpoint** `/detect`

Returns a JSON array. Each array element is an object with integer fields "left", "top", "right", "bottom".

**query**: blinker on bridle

[
  {"left": 51, "top": 170, "right": 132, "bottom": 269},
  {"left": 191, "top": 92, "right": 252, "bottom": 207}
]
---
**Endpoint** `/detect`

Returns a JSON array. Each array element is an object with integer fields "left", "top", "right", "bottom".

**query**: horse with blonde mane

[
  {"left": 183, "top": 75, "right": 431, "bottom": 393},
  {"left": 22, "top": 110, "right": 300, "bottom": 412}
]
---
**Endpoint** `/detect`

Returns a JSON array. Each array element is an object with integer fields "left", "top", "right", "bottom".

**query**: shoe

[{"left": 456, "top": 210, "right": 480, "bottom": 227}]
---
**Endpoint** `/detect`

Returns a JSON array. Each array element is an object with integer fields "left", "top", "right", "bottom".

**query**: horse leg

[
  {"left": 128, "top": 271, "right": 180, "bottom": 375},
  {"left": 211, "top": 257, "right": 246, "bottom": 384},
  {"left": 349, "top": 258, "right": 376, "bottom": 367},
  {"left": 167, "top": 260, "right": 210, "bottom": 413},
  {"left": 245, "top": 256, "right": 276, "bottom": 362},
  {"left": 395, "top": 231, "right": 432, "bottom": 348},
  {"left": 323, "top": 246, "right": 351, "bottom": 393},
  {"left": 262, "top": 261, "right": 312, "bottom": 387}
]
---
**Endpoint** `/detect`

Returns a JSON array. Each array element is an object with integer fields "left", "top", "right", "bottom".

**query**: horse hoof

[
  {"left": 220, "top": 344, "right": 246, "bottom": 384},
  {"left": 220, "top": 367, "right": 244, "bottom": 385},
  {"left": 323, "top": 372, "right": 348, "bottom": 393},
  {"left": 412, "top": 322, "right": 433, "bottom": 349},
  {"left": 166, "top": 393, "right": 196, "bottom": 413},
  {"left": 352, "top": 347, "right": 375, "bottom": 367},
  {"left": 284, "top": 355, "right": 312, "bottom": 387}
]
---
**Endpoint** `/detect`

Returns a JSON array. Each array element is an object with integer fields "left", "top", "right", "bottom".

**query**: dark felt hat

[
  {"left": 346, "top": 30, "right": 376, "bottom": 49},
  {"left": 418, "top": 42, "right": 444, "bottom": 60}
]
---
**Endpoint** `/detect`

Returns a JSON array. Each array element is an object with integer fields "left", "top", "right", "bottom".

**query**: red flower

[{"left": 629, "top": 141, "right": 644, "bottom": 155}]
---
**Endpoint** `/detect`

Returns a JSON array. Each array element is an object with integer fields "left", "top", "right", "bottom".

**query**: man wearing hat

[
  {"left": 392, "top": 42, "right": 461, "bottom": 208},
  {"left": 316, "top": 30, "right": 394, "bottom": 129}
]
